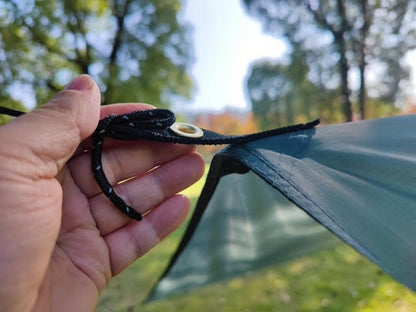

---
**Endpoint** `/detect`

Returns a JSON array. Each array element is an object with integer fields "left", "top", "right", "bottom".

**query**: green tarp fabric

[
  {"left": 148, "top": 172, "right": 340, "bottom": 301},
  {"left": 146, "top": 114, "right": 416, "bottom": 301}
]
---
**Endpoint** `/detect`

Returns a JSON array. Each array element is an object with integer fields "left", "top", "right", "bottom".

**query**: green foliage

[
  {"left": 246, "top": 55, "right": 341, "bottom": 128},
  {"left": 0, "top": 0, "right": 193, "bottom": 108},
  {"left": 243, "top": 0, "right": 416, "bottom": 124}
]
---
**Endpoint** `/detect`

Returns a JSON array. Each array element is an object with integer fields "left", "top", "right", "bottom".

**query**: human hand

[{"left": 0, "top": 75, "right": 205, "bottom": 312}]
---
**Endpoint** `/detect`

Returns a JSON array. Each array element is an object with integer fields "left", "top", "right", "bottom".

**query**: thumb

[{"left": 0, "top": 74, "right": 101, "bottom": 179}]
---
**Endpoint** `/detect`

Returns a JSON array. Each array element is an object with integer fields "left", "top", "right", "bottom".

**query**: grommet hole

[{"left": 170, "top": 122, "right": 204, "bottom": 138}]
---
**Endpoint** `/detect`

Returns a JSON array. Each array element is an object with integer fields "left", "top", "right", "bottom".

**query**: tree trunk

[
  {"left": 338, "top": 40, "right": 352, "bottom": 122},
  {"left": 103, "top": 0, "right": 132, "bottom": 104},
  {"left": 358, "top": 53, "right": 366, "bottom": 120},
  {"left": 337, "top": 0, "right": 352, "bottom": 122},
  {"left": 358, "top": 0, "right": 369, "bottom": 120},
  {"left": 306, "top": 0, "right": 353, "bottom": 121}
]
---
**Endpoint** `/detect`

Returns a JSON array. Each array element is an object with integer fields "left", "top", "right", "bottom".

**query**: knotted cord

[{"left": 0, "top": 106, "right": 319, "bottom": 221}]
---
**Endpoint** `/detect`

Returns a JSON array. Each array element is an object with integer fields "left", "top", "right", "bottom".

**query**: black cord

[
  {"left": 91, "top": 109, "right": 176, "bottom": 221},
  {"left": 0, "top": 106, "right": 25, "bottom": 117},
  {"left": 0, "top": 106, "right": 319, "bottom": 221}
]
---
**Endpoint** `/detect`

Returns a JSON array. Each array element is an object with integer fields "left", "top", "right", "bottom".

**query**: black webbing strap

[{"left": 0, "top": 106, "right": 319, "bottom": 221}]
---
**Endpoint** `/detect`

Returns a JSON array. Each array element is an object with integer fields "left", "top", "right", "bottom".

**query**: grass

[{"left": 97, "top": 166, "right": 416, "bottom": 312}]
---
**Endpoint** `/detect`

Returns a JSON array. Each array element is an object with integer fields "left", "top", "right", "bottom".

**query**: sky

[
  {"left": 177, "top": 1, "right": 416, "bottom": 113},
  {"left": 175, "top": 0, "right": 287, "bottom": 112}
]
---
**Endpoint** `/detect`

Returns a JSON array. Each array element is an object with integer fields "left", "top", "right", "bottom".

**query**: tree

[
  {"left": 0, "top": 0, "right": 193, "bottom": 108},
  {"left": 243, "top": 0, "right": 416, "bottom": 122},
  {"left": 246, "top": 49, "right": 340, "bottom": 129}
]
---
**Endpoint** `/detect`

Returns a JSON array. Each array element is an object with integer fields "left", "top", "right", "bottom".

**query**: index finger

[{"left": 76, "top": 103, "right": 157, "bottom": 154}]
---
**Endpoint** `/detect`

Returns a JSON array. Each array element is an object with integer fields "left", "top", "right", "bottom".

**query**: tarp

[{"left": 146, "top": 114, "right": 416, "bottom": 301}]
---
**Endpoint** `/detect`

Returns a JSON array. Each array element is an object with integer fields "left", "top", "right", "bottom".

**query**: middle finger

[
  {"left": 68, "top": 141, "right": 197, "bottom": 197},
  {"left": 89, "top": 151, "right": 205, "bottom": 235}
]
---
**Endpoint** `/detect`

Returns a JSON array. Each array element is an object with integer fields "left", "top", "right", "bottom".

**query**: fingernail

[{"left": 66, "top": 75, "right": 93, "bottom": 91}]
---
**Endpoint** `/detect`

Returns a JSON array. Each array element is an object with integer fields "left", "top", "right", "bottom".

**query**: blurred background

[{"left": 1, "top": 0, "right": 416, "bottom": 310}]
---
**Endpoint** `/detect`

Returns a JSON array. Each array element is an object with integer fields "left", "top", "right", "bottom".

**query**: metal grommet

[{"left": 170, "top": 122, "right": 204, "bottom": 138}]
